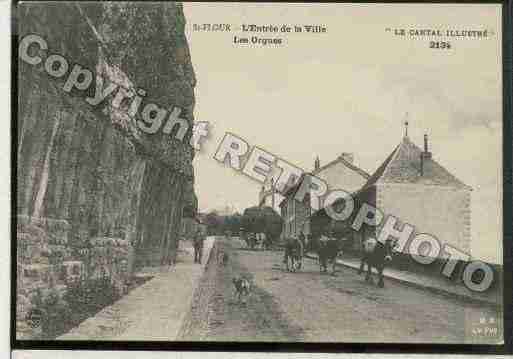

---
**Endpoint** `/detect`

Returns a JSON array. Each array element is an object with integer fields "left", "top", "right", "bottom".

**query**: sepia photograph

[{"left": 13, "top": 0, "right": 509, "bottom": 351}]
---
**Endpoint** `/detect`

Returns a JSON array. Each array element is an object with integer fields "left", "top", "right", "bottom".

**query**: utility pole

[
  {"left": 270, "top": 177, "right": 275, "bottom": 210},
  {"left": 404, "top": 112, "right": 409, "bottom": 137}
]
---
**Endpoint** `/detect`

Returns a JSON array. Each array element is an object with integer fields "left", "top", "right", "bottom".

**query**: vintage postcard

[{"left": 14, "top": 1, "right": 506, "bottom": 348}]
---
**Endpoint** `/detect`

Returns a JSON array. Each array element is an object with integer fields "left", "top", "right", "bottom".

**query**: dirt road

[{"left": 179, "top": 239, "right": 502, "bottom": 343}]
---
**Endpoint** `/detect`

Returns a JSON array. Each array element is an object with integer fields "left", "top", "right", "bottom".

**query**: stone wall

[{"left": 16, "top": 214, "right": 135, "bottom": 338}]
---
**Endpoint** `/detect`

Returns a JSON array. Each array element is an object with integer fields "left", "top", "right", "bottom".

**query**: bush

[
  {"left": 27, "top": 275, "right": 122, "bottom": 339},
  {"left": 28, "top": 287, "right": 70, "bottom": 339},
  {"left": 65, "top": 276, "right": 121, "bottom": 323}
]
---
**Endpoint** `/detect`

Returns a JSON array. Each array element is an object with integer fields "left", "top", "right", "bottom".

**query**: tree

[
  {"left": 204, "top": 211, "right": 223, "bottom": 235},
  {"left": 241, "top": 207, "right": 262, "bottom": 234},
  {"left": 222, "top": 212, "right": 241, "bottom": 235},
  {"left": 241, "top": 206, "right": 282, "bottom": 246}
]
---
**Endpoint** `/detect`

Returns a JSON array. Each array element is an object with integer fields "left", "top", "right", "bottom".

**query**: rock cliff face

[{"left": 17, "top": 2, "right": 196, "bottom": 268}]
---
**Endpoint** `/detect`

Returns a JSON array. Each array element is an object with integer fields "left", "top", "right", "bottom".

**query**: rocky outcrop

[{"left": 17, "top": 2, "right": 196, "bottom": 268}]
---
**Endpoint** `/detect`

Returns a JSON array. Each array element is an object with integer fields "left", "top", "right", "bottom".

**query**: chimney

[
  {"left": 340, "top": 152, "right": 354, "bottom": 164},
  {"left": 423, "top": 134, "right": 432, "bottom": 159},
  {"left": 270, "top": 177, "right": 275, "bottom": 210},
  {"left": 314, "top": 156, "right": 320, "bottom": 171},
  {"left": 420, "top": 134, "right": 432, "bottom": 176}
]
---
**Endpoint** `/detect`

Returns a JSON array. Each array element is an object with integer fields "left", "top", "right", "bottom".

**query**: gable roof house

[
  {"left": 259, "top": 178, "right": 283, "bottom": 213},
  {"left": 279, "top": 153, "right": 370, "bottom": 240},
  {"left": 328, "top": 132, "right": 472, "bottom": 264}
]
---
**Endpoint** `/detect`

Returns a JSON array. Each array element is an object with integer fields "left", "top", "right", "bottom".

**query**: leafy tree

[
  {"left": 241, "top": 206, "right": 282, "bottom": 246},
  {"left": 204, "top": 211, "right": 223, "bottom": 235},
  {"left": 221, "top": 213, "right": 241, "bottom": 236},
  {"left": 241, "top": 207, "right": 262, "bottom": 233},
  {"left": 64, "top": 275, "right": 120, "bottom": 329},
  {"left": 28, "top": 286, "right": 70, "bottom": 339}
]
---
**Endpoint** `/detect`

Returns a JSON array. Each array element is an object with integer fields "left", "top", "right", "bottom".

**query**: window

[
  {"left": 41, "top": 272, "right": 49, "bottom": 282},
  {"left": 72, "top": 265, "right": 80, "bottom": 275},
  {"left": 59, "top": 267, "right": 67, "bottom": 281}
]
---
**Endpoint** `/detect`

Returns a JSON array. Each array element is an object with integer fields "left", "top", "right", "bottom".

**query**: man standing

[
  {"left": 298, "top": 231, "right": 306, "bottom": 249},
  {"left": 306, "top": 233, "right": 313, "bottom": 252},
  {"left": 193, "top": 223, "right": 205, "bottom": 264},
  {"left": 318, "top": 231, "right": 330, "bottom": 272}
]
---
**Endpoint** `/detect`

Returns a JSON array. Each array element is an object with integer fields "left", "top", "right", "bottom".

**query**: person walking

[
  {"left": 193, "top": 224, "right": 205, "bottom": 264},
  {"left": 318, "top": 231, "right": 330, "bottom": 271}
]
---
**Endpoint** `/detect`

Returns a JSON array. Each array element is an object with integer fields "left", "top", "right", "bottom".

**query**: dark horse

[
  {"left": 308, "top": 236, "right": 343, "bottom": 274},
  {"left": 358, "top": 238, "right": 396, "bottom": 287},
  {"left": 318, "top": 238, "right": 344, "bottom": 274},
  {"left": 283, "top": 237, "right": 303, "bottom": 272}
]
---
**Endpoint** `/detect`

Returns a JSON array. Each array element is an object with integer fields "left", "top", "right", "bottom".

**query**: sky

[{"left": 183, "top": 3, "right": 502, "bottom": 263}]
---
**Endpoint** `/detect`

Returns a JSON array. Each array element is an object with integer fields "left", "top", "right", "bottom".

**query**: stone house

[
  {"left": 311, "top": 133, "right": 472, "bottom": 268},
  {"left": 355, "top": 134, "right": 471, "bottom": 254},
  {"left": 259, "top": 178, "right": 283, "bottom": 213},
  {"left": 279, "top": 153, "right": 370, "bottom": 240}
]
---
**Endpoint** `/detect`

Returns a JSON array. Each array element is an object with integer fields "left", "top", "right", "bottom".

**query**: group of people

[{"left": 242, "top": 231, "right": 272, "bottom": 250}]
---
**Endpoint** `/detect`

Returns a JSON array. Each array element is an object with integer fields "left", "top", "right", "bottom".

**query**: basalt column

[
  {"left": 98, "top": 3, "right": 197, "bottom": 267},
  {"left": 17, "top": 2, "right": 197, "bottom": 268}
]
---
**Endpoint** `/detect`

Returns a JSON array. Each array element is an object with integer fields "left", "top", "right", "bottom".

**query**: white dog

[{"left": 232, "top": 276, "right": 251, "bottom": 303}]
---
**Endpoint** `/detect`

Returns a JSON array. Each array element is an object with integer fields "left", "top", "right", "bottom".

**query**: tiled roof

[
  {"left": 361, "top": 145, "right": 399, "bottom": 190},
  {"left": 313, "top": 156, "right": 371, "bottom": 180},
  {"left": 362, "top": 136, "right": 471, "bottom": 190},
  {"left": 279, "top": 156, "right": 371, "bottom": 206}
]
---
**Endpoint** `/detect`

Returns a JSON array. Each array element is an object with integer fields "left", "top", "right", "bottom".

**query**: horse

[
  {"left": 283, "top": 237, "right": 303, "bottom": 272},
  {"left": 317, "top": 237, "right": 344, "bottom": 274},
  {"left": 255, "top": 232, "right": 264, "bottom": 251},
  {"left": 247, "top": 233, "right": 257, "bottom": 250},
  {"left": 358, "top": 238, "right": 397, "bottom": 288},
  {"left": 258, "top": 232, "right": 267, "bottom": 250},
  {"left": 263, "top": 232, "right": 272, "bottom": 250},
  {"left": 241, "top": 232, "right": 255, "bottom": 250}
]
